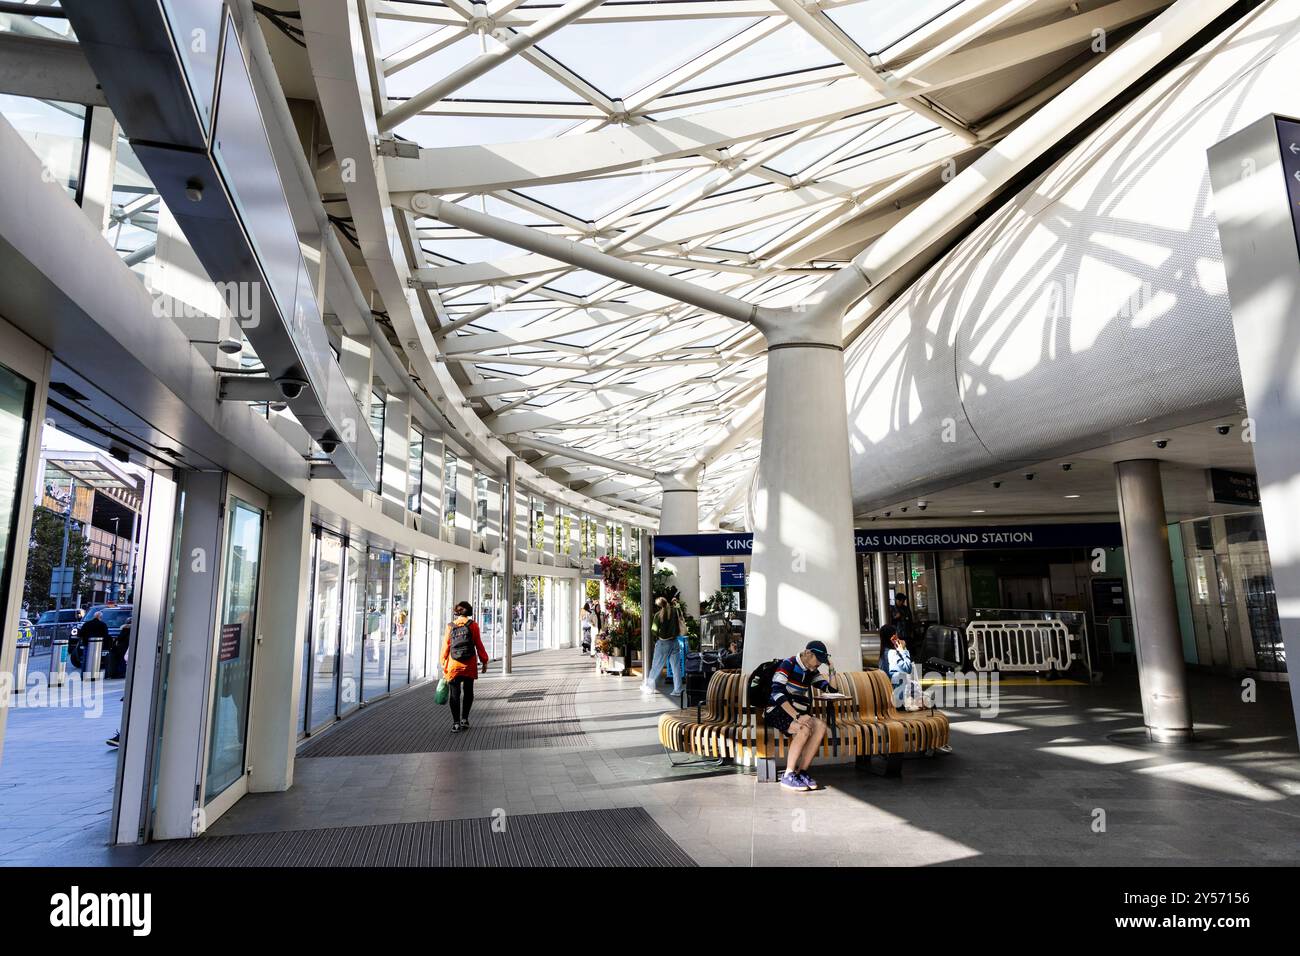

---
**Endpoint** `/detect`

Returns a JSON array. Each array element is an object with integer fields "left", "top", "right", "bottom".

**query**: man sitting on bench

[{"left": 765, "top": 640, "right": 835, "bottom": 792}]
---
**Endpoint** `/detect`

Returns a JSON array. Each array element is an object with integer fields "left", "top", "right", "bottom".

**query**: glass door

[
  {"left": 203, "top": 486, "right": 266, "bottom": 813},
  {"left": 297, "top": 533, "right": 318, "bottom": 736},
  {"left": 309, "top": 530, "right": 343, "bottom": 730},
  {"left": 363, "top": 549, "right": 392, "bottom": 702},
  {"left": 340, "top": 543, "right": 364, "bottom": 715},
  {"left": 525, "top": 576, "right": 539, "bottom": 652},
  {"left": 390, "top": 554, "right": 412, "bottom": 691},
  {"left": 410, "top": 559, "right": 429, "bottom": 682},
  {"left": 512, "top": 574, "right": 525, "bottom": 656}
]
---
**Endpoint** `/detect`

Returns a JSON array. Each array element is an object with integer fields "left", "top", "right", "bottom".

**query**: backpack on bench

[{"left": 747, "top": 659, "right": 782, "bottom": 709}]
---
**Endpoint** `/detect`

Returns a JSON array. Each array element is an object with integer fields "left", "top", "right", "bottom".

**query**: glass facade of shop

[
  {"left": 294, "top": 522, "right": 578, "bottom": 737},
  {"left": 1177, "top": 512, "right": 1285, "bottom": 675},
  {"left": 297, "top": 528, "right": 448, "bottom": 737}
]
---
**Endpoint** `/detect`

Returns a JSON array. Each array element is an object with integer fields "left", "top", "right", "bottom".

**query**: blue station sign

[{"left": 654, "top": 522, "right": 1123, "bottom": 558}]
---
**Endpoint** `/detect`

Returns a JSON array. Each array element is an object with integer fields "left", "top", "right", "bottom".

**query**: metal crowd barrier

[{"left": 966, "top": 619, "right": 1074, "bottom": 672}]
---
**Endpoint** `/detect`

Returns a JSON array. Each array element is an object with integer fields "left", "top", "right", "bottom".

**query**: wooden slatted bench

[{"left": 658, "top": 668, "right": 949, "bottom": 780}]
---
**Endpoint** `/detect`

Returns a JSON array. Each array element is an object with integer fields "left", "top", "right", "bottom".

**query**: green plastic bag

[{"left": 434, "top": 677, "right": 449, "bottom": 705}]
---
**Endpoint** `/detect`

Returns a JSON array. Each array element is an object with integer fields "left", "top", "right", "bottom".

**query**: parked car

[
  {"left": 74, "top": 604, "right": 134, "bottom": 639},
  {"left": 32, "top": 608, "right": 82, "bottom": 654}
]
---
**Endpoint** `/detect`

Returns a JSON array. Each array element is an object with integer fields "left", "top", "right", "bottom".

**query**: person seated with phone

[{"left": 765, "top": 640, "right": 846, "bottom": 792}]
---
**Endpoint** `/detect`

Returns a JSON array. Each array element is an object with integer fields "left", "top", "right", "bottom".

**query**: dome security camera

[
  {"left": 991, "top": 481, "right": 1001, "bottom": 489},
  {"left": 1216, "top": 425, "right": 1231, "bottom": 436},
  {"left": 318, "top": 431, "right": 341, "bottom": 454},
  {"left": 277, "top": 376, "right": 309, "bottom": 400},
  {"left": 218, "top": 337, "right": 243, "bottom": 355},
  {"left": 1024, "top": 472, "right": 1035, "bottom": 481},
  {"left": 1061, "top": 462, "right": 1072, "bottom": 472},
  {"left": 1154, "top": 438, "right": 1169, "bottom": 449},
  {"left": 917, "top": 500, "right": 928, "bottom": 511}
]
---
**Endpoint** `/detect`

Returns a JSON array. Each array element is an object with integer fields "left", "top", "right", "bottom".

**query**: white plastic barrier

[{"left": 966, "top": 620, "right": 1074, "bottom": 672}]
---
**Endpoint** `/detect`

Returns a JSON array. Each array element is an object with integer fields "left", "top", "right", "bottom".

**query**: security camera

[
  {"left": 318, "top": 431, "right": 341, "bottom": 454},
  {"left": 901, "top": 506, "right": 908, "bottom": 513},
  {"left": 1216, "top": 425, "right": 1231, "bottom": 436},
  {"left": 184, "top": 177, "right": 204, "bottom": 203},
  {"left": 917, "top": 500, "right": 928, "bottom": 511},
  {"left": 218, "top": 337, "right": 243, "bottom": 355},
  {"left": 991, "top": 481, "right": 1001, "bottom": 489},
  {"left": 268, "top": 401, "right": 288, "bottom": 413},
  {"left": 277, "top": 376, "right": 309, "bottom": 400},
  {"left": 1154, "top": 438, "right": 1169, "bottom": 449},
  {"left": 1024, "top": 472, "right": 1035, "bottom": 481},
  {"left": 1061, "top": 462, "right": 1072, "bottom": 472}
]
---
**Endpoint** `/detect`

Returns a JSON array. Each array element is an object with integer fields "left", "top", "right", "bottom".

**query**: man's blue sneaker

[{"left": 779, "top": 771, "right": 809, "bottom": 791}]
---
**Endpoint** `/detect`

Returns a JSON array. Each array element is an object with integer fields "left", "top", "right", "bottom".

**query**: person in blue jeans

[{"left": 642, "top": 596, "right": 684, "bottom": 695}]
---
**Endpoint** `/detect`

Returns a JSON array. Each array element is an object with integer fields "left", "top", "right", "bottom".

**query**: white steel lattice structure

[{"left": 265, "top": 0, "right": 1225, "bottom": 666}]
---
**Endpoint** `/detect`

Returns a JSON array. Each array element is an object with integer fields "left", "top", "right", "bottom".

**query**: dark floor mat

[
  {"left": 298, "top": 672, "right": 588, "bottom": 757},
  {"left": 142, "top": 807, "right": 696, "bottom": 867}
]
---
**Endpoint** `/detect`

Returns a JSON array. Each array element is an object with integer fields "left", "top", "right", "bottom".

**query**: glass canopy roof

[{"left": 309, "top": 0, "right": 1171, "bottom": 524}]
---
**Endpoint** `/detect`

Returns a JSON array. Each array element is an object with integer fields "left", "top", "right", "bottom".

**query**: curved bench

[{"left": 658, "top": 669, "right": 949, "bottom": 779}]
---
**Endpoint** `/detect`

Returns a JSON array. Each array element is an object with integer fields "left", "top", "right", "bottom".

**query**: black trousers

[{"left": 448, "top": 676, "right": 475, "bottom": 722}]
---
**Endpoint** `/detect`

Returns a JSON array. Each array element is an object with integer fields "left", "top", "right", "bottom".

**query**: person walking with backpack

[
  {"left": 761, "top": 640, "right": 836, "bottom": 791},
  {"left": 441, "top": 601, "right": 489, "bottom": 733}
]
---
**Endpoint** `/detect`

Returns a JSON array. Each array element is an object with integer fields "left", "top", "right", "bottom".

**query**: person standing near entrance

[
  {"left": 580, "top": 602, "right": 594, "bottom": 654},
  {"left": 642, "top": 596, "right": 684, "bottom": 697},
  {"left": 441, "top": 601, "right": 489, "bottom": 733},
  {"left": 891, "top": 593, "right": 913, "bottom": 644}
]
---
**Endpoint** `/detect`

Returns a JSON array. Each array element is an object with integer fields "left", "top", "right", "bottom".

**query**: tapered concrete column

[
  {"left": 742, "top": 340, "right": 860, "bottom": 673},
  {"left": 1115, "top": 459, "right": 1192, "bottom": 742},
  {"left": 657, "top": 472, "right": 700, "bottom": 619}
]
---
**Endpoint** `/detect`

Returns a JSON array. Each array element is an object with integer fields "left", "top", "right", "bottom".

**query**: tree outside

[{"left": 22, "top": 506, "right": 91, "bottom": 614}]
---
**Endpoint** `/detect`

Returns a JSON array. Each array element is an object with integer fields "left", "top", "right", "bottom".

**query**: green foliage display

[{"left": 597, "top": 555, "right": 641, "bottom": 653}]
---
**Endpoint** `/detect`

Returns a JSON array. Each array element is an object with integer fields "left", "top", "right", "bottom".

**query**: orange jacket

[{"left": 441, "top": 618, "right": 489, "bottom": 680}]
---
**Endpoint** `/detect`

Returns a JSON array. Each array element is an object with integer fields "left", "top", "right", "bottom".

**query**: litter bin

[
  {"left": 13, "top": 638, "right": 30, "bottom": 692},
  {"left": 83, "top": 635, "right": 104, "bottom": 681},
  {"left": 49, "top": 637, "right": 70, "bottom": 687}
]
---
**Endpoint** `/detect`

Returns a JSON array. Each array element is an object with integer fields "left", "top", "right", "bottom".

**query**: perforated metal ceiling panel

[{"left": 845, "top": 3, "right": 1298, "bottom": 512}]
